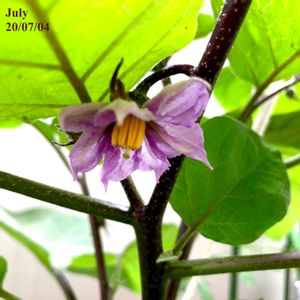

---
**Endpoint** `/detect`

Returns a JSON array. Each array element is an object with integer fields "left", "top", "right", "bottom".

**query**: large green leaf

[
  {"left": 264, "top": 110, "right": 300, "bottom": 150},
  {"left": 170, "top": 116, "right": 290, "bottom": 245},
  {"left": 266, "top": 165, "right": 300, "bottom": 239},
  {"left": 0, "top": 257, "right": 20, "bottom": 300},
  {"left": 212, "top": 0, "right": 300, "bottom": 86},
  {"left": 0, "top": 0, "right": 203, "bottom": 120},
  {"left": 213, "top": 67, "right": 253, "bottom": 111}
]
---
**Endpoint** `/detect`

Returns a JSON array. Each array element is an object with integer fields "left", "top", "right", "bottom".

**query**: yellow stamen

[{"left": 111, "top": 115, "right": 146, "bottom": 151}]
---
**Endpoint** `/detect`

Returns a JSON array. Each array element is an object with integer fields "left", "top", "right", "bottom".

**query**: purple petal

[
  {"left": 145, "top": 78, "right": 210, "bottom": 125},
  {"left": 154, "top": 121, "right": 212, "bottom": 168},
  {"left": 69, "top": 132, "right": 107, "bottom": 178},
  {"left": 139, "top": 138, "right": 170, "bottom": 181},
  {"left": 95, "top": 99, "right": 155, "bottom": 127},
  {"left": 59, "top": 103, "right": 103, "bottom": 132},
  {"left": 145, "top": 126, "right": 178, "bottom": 158},
  {"left": 100, "top": 145, "right": 142, "bottom": 189}
]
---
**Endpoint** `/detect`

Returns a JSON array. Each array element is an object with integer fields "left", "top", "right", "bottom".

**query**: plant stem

[
  {"left": 134, "top": 64, "right": 194, "bottom": 95},
  {"left": 285, "top": 154, "right": 300, "bottom": 169},
  {"left": 253, "top": 75, "right": 300, "bottom": 110},
  {"left": 239, "top": 50, "right": 300, "bottom": 122},
  {"left": 194, "top": 0, "right": 252, "bottom": 87},
  {"left": 166, "top": 222, "right": 196, "bottom": 300},
  {"left": 121, "top": 177, "right": 144, "bottom": 210},
  {"left": 229, "top": 246, "right": 240, "bottom": 300},
  {"left": 133, "top": 208, "right": 167, "bottom": 300},
  {"left": 79, "top": 175, "right": 111, "bottom": 300},
  {"left": 89, "top": 215, "right": 111, "bottom": 300},
  {"left": 165, "top": 252, "right": 300, "bottom": 278},
  {"left": 53, "top": 269, "right": 77, "bottom": 300},
  {"left": 284, "top": 269, "right": 291, "bottom": 300},
  {"left": 0, "top": 171, "right": 134, "bottom": 224}
]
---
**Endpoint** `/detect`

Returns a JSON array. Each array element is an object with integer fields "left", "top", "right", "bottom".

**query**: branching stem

[{"left": 165, "top": 252, "right": 300, "bottom": 278}]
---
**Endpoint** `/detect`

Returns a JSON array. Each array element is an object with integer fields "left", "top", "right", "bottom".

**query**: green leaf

[
  {"left": 0, "top": 120, "right": 22, "bottom": 129},
  {"left": 195, "top": 14, "right": 214, "bottom": 39},
  {"left": 264, "top": 111, "right": 300, "bottom": 150},
  {"left": 197, "top": 280, "right": 213, "bottom": 300},
  {"left": 170, "top": 116, "right": 290, "bottom": 245},
  {"left": 0, "top": 257, "right": 6, "bottom": 287},
  {"left": 228, "top": 0, "right": 300, "bottom": 86},
  {"left": 0, "top": 0, "right": 203, "bottom": 120},
  {"left": 68, "top": 253, "right": 120, "bottom": 290},
  {"left": 213, "top": 67, "right": 253, "bottom": 111},
  {"left": 0, "top": 257, "right": 20, "bottom": 300},
  {"left": 0, "top": 209, "right": 52, "bottom": 271},
  {"left": 266, "top": 165, "right": 300, "bottom": 239},
  {"left": 0, "top": 207, "right": 93, "bottom": 266},
  {"left": 162, "top": 224, "right": 178, "bottom": 251}
]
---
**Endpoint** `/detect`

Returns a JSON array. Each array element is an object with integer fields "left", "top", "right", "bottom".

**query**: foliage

[
  {"left": 171, "top": 116, "right": 290, "bottom": 245},
  {"left": 0, "top": 0, "right": 300, "bottom": 299}
]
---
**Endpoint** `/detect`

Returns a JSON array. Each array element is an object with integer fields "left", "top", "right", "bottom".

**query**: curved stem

[
  {"left": 0, "top": 171, "right": 134, "bottom": 224},
  {"left": 53, "top": 269, "right": 77, "bottom": 300},
  {"left": 239, "top": 50, "right": 300, "bottom": 122},
  {"left": 165, "top": 252, "right": 300, "bottom": 278},
  {"left": 121, "top": 177, "right": 144, "bottom": 210},
  {"left": 133, "top": 64, "right": 194, "bottom": 95},
  {"left": 253, "top": 75, "right": 300, "bottom": 110}
]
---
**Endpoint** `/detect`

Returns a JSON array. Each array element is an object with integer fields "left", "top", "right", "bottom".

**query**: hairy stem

[
  {"left": 165, "top": 252, "right": 300, "bottom": 278},
  {"left": 0, "top": 171, "right": 134, "bottom": 224},
  {"left": 194, "top": 0, "right": 252, "bottom": 87}
]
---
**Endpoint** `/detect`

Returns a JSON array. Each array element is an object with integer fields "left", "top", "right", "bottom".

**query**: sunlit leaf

[
  {"left": 212, "top": 0, "right": 300, "bottom": 86},
  {"left": 213, "top": 67, "right": 252, "bottom": 111},
  {"left": 0, "top": 0, "right": 203, "bottom": 120}
]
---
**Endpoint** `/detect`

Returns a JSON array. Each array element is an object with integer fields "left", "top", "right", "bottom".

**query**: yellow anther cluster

[{"left": 111, "top": 115, "right": 146, "bottom": 150}]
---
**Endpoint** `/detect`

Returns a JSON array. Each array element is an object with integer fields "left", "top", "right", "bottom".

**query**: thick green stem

[
  {"left": 165, "top": 252, "right": 300, "bottom": 278},
  {"left": 0, "top": 171, "right": 134, "bottom": 225}
]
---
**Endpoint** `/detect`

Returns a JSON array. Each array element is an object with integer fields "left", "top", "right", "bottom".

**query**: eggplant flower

[{"left": 59, "top": 78, "right": 211, "bottom": 188}]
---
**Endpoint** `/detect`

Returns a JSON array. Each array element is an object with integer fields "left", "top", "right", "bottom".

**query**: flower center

[{"left": 111, "top": 115, "right": 146, "bottom": 150}]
